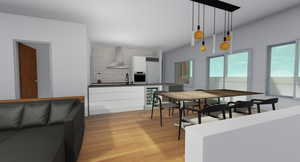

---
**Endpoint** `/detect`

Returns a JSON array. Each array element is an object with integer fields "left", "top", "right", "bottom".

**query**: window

[
  {"left": 296, "top": 41, "right": 300, "bottom": 98},
  {"left": 208, "top": 51, "right": 250, "bottom": 91},
  {"left": 175, "top": 60, "right": 193, "bottom": 84},
  {"left": 209, "top": 56, "right": 224, "bottom": 89},
  {"left": 267, "top": 42, "right": 296, "bottom": 97},
  {"left": 226, "top": 52, "right": 249, "bottom": 91}
]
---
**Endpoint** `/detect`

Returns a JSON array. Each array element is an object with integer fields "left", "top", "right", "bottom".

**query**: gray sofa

[{"left": 0, "top": 98, "right": 85, "bottom": 162}]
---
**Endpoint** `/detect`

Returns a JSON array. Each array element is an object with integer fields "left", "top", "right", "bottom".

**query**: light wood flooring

[{"left": 78, "top": 110, "right": 185, "bottom": 162}]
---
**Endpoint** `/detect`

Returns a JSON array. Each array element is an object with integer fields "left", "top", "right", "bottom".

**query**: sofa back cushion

[
  {"left": 48, "top": 99, "right": 76, "bottom": 124},
  {"left": 0, "top": 103, "right": 24, "bottom": 130},
  {"left": 21, "top": 101, "right": 50, "bottom": 128}
]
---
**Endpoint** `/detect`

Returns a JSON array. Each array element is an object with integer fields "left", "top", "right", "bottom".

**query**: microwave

[{"left": 134, "top": 72, "right": 146, "bottom": 83}]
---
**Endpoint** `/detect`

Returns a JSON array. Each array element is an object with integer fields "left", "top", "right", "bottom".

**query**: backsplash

[{"left": 91, "top": 44, "right": 160, "bottom": 83}]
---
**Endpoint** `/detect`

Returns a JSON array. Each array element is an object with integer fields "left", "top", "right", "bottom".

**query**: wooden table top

[{"left": 160, "top": 89, "right": 262, "bottom": 101}]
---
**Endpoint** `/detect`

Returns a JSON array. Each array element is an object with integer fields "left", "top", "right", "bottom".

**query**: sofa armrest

[{"left": 64, "top": 103, "right": 85, "bottom": 162}]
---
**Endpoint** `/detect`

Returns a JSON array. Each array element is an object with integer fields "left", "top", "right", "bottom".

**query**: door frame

[{"left": 13, "top": 39, "right": 53, "bottom": 99}]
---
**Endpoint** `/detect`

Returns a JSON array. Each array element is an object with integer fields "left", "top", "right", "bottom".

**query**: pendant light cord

[
  {"left": 203, "top": 5, "right": 205, "bottom": 38},
  {"left": 227, "top": 12, "right": 230, "bottom": 33},
  {"left": 231, "top": 13, "right": 233, "bottom": 31},
  {"left": 198, "top": 3, "right": 200, "bottom": 28},
  {"left": 224, "top": 11, "right": 226, "bottom": 37}
]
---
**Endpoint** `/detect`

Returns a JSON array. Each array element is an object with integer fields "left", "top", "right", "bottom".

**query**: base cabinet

[{"left": 89, "top": 86, "right": 145, "bottom": 115}]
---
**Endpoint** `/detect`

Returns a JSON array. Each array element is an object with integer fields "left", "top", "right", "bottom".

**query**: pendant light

[
  {"left": 194, "top": 3, "right": 203, "bottom": 40},
  {"left": 200, "top": 41, "right": 207, "bottom": 52},
  {"left": 226, "top": 12, "right": 232, "bottom": 41},
  {"left": 186, "top": 0, "right": 239, "bottom": 53},
  {"left": 190, "top": 1, "right": 195, "bottom": 47},
  {"left": 212, "top": 8, "right": 216, "bottom": 54},
  {"left": 200, "top": 5, "right": 207, "bottom": 52},
  {"left": 220, "top": 11, "right": 230, "bottom": 51}
]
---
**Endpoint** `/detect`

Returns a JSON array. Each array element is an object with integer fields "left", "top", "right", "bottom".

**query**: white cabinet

[
  {"left": 132, "top": 56, "right": 146, "bottom": 72},
  {"left": 146, "top": 61, "right": 160, "bottom": 83},
  {"left": 89, "top": 86, "right": 145, "bottom": 115}
]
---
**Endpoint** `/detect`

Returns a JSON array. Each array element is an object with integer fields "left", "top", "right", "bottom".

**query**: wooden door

[{"left": 18, "top": 43, "right": 38, "bottom": 98}]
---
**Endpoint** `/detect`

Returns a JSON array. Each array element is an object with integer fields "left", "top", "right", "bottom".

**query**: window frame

[
  {"left": 207, "top": 49, "right": 252, "bottom": 91},
  {"left": 266, "top": 41, "right": 298, "bottom": 98}
]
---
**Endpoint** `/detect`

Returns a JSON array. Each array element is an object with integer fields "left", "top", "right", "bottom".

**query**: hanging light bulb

[
  {"left": 191, "top": 1, "right": 195, "bottom": 47},
  {"left": 200, "top": 5, "right": 206, "bottom": 52},
  {"left": 194, "top": 26, "right": 203, "bottom": 40},
  {"left": 220, "top": 11, "right": 230, "bottom": 51},
  {"left": 226, "top": 12, "right": 232, "bottom": 41},
  {"left": 220, "top": 37, "right": 231, "bottom": 51},
  {"left": 200, "top": 41, "right": 207, "bottom": 52},
  {"left": 226, "top": 31, "right": 232, "bottom": 41},
  {"left": 194, "top": 3, "right": 203, "bottom": 40}
]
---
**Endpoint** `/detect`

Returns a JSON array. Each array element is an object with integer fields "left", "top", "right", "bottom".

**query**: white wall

[
  {"left": 0, "top": 12, "right": 90, "bottom": 100},
  {"left": 186, "top": 106, "right": 300, "bottom": 162},
  {"left": 163, "top": 5, "right": 300, "bottom": 106},
  {"left": 91, "top": 44, "right": 160, "bottom": 83}
]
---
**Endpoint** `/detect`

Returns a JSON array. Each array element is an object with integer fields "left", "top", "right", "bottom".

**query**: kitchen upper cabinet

[{"left": 132, "top": 56, "right": 146, "bottom": 72}]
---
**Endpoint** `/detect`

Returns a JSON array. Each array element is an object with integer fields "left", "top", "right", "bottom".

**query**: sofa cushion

[
  {"left": 0, "top": 103, "right": 24, "bottom": 130},
  {"left": 0, "top": 125, "right": 65, "bottom": 162},
  {"left": 49, "top": 100, "right": 76, "bottom": 124},
  {"left": 21, "top": 101, "right": 50, "bottom": 128}
]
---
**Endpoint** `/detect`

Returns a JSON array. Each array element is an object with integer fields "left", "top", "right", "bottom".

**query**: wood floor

[{"left": 78, "top": 110, "right": 185, "bottom": 162}]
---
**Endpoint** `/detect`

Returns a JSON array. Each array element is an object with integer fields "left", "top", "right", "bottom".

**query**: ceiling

[{"left": 0, "top": 0, "right": 299, "bottom": 51}]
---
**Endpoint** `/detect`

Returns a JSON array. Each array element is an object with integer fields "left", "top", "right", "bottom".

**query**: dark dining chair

[
  {"left": 195, "top": 89, "right": 222, "bottom": 106},
  {"left": 178, "top": 104, "right": 227, "bottom": 140},
  {"left": 151, "top": 91, "right": 180, "bottom": 127},
  {"left": 180, "top": 89, "right": 205, "bottom": 115},
  {"left": 227, "top": 100, "right": 254, "bottom": 118},
  {"left": 183, "top": 100, "right": 201, "bottom": 116},
  {"left": 251, "top": 98, "right": 278, "bottom": 113}
]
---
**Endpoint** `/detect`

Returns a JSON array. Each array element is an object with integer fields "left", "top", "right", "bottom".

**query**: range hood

[{"left": 106, "top": 47, "right": 128, "bottom": 69}]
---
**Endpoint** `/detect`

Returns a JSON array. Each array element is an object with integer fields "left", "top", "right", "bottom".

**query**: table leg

[
  {"left": 178, "top": 107, "right": 183, "bottom": 140},
  {"left": 178, "top": 101, "right": 183, "bottom": 140},
  {"left": 87, "top": 87, "right": 90, "bottom": 116}
]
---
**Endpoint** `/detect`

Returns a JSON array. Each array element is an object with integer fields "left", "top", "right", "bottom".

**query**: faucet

[{"left": 125, "top": 73, "right": 129, "bottom": 84}]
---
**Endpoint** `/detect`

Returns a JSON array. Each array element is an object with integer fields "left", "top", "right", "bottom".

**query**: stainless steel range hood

[{"left": 106, "top": 47, "right": 128, "bottom": 69}]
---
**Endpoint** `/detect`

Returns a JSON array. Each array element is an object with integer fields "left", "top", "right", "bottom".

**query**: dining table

[
  {"left": 159, "top": 89, "right": 263, "bottom": 139},
  {"left": 160, "top": 89, "right": 262, "bottom": 102}
]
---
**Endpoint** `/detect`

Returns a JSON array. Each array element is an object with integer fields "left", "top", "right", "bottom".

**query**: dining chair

[
  {"left": 151, "top": 91, "right": 180, "bottom": 127},
  {"left": 227, "top": 100, "right": 254, "bottom": 118},
  {"left": 251, "top": 98, "right": 278, "bottom": 113},
  {"left": 180, "top": 89, "right": 203, "bottom": 115},
  {"left": 195, "top": 89, "right": 223, "bottom": 106},
  {"left": 178, "top": 104, "right": 227, "bottom": 140}
]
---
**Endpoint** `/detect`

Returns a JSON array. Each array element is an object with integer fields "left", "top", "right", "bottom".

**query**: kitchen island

[{"left": 87, "top": 83, "right": 182, "bottom": 116}]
